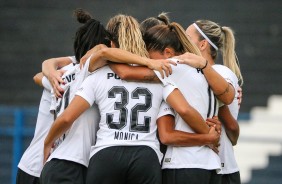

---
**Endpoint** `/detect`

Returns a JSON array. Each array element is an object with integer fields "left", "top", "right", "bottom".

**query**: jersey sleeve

[
  {"left": 75, "top": 75, "right": 96, "bottom": 107},
  {"left": 162, "top": 84, "right": 177, "bottom": 102},
  {"left": 153, "top": 59, "right": 178, "bottom": 101},
  {"left": 212, "top": 65, "right": 239, "bottom": 107},
  {"left": 41, "top": 76, "right": 52, "bottom": 91},
  {"left": 157, "top": 101, "right": 175, "bottom": 118},
  {"left": 212, "top": 65, "right": 238, "bottom": 89}
]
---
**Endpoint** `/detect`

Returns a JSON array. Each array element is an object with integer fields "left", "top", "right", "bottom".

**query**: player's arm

[
  {"left": 43, "top": 95, "right": 90, "bottom": 163},
  {"left": 33, "top": 72, "right": 53, "bottom": 92},
  {"left": 166, "top": 89, "right": 210, "bottom": 134},
  {"left": 84, "top": 46, "right": 176, "bottom": 78},
  {"left": 42, "top": 57, "right": 73, "bottom": 98},
  {"left": 157, "top": 115, "right": 219, "bottom": 146},
  {"left": 33, "top": 72, "right": 44, "bottom": 87},
  {"left": 218, "top": 105, "right": 240, "bottom": 145},
  {"left": 109, "top": 63, "right": 160, "bottom": 82},
  {"left": 174, "top": 52, "right": 235, "bottom": 105}
]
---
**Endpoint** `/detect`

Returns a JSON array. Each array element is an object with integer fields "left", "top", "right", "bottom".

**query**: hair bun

[{"left": 73, "top": 8, "right": 92, "bottom": 23}]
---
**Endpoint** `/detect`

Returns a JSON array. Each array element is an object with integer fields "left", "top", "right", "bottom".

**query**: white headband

[{"left": 193, "top": 23, "right": 218, "bottom": 50}]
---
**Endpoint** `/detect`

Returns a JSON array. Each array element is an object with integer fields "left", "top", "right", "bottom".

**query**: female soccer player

[
  {"left": 181, "top": 20, "right": 243, "bottom": 184},
  {"left": 43, "top": 14, "right": 165, "bottom": 184},
  {"left": 17, "top": 8, "right": 109, "bottom": 184},
  {"left": 42, "top": 13, "right": 222, "bottom": 184},
  {"left": 81, "top": 16, "right": 234, "bottom": 183}
]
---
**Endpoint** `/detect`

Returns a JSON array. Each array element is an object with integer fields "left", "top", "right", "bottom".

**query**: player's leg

[
  {"left": 86, "top": 146, "right": 127, "bottom": 184},
  {"left": 126, "top": 146, "right": 162, "bottom": 184},
  {"left": 163, "top": 168, "right": 213, "bottom": 184},
  {"left": 221, "top": 172, "right": 241, "bottom": 184},
  {"left": 40, "top": 158, "right": 87, "bottom": 184},
  {"left": 16, "top": 168, "right": 39, "bottom": 184},
  {"left": 210, "top": 170, "right": 222, "bottom": 184}
]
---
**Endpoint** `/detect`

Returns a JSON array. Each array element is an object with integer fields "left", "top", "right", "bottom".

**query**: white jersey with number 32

[{"left": 76, "top": 65, "right": 167, "bottom": 163}]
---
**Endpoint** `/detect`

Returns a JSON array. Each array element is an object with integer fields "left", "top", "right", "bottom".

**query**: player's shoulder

[
  {"left": 213, "top": 64, "right": 232, "bottom": 73},
  {"left": 213, "top": 64, "right": 237, "bottom": 78}
]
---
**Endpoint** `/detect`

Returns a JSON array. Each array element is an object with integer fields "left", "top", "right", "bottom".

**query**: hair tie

[
  {"left": 156, "top": 16, "right": 165, "bottom": 23},
  {"left": 168, "top": 24, "right": 173, "bottom": 31}
]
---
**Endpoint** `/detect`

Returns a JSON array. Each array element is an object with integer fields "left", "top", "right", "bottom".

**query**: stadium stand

[{"left": 235, "top": 95, "right": 282, "bottom": 183}]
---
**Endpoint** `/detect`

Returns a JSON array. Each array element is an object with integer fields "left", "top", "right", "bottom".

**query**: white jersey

[
  {"left": 47, "top": 57, "right": 100, "bottom": 167},
  {"left": 76, "top": 65, "right": 168, "bottom": 163},
  {"left": 18, "top": 85, "right": 53, "bottom": 177},
  {"left": 213, "top": 64, "right": 240, "bottom": 174},
  {"left": 154, "top": 59, "right": 221, "bottom": 172},
  {"left": 17, "top": 56, "right": 85, "bottom": 177},
  {"left": 157, "top": 101, "right": 175, "bottom": 119}
]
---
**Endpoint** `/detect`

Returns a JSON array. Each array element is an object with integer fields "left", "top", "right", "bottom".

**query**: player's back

[
  {"left": 48, "top": 59, "right": 100, "bottom": 167},
  {"left": 76, "top": 65, "right": 164, "bottom": 162},
  {"left": 157, "top": 62, "right": 217, "bottom": 133},
  {"left": 156, "top": 62, "right": 221, "bottom": 171}
]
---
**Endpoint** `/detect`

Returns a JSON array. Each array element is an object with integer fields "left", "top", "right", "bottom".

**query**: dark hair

[
  {"left": 143, "top": 22, "right": 201, "bottom": 55},
  {"left": 140, "top": 12, "right": 170, "bottom": 35},
  {"left": 73, "top": 8, "right": 110, "bottom": 63}
]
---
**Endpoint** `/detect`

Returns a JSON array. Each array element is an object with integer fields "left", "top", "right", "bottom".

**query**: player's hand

[
  {"left": 237, "top": 86, "right": 243, "bottom": 109},
  {"left": 147, "top": 59, "right": 176, "bottom": 79},
  {"left": 80, "top": 44, "right": 108, "bottom": 67},
  {"left": 208, "top": 125, "right": 220, "bottom": 145},
  {"left": 206, "top": 116, "right": 221, "bottom": 134},
  {"left": 43, "top": 142, "right": 53, "bottom": 164},
  {"left": 173, "top": 52, "right": 206, "bottom": 69},
  {"left": 48, "top": 70, "right": 66, "bottom": 98}
]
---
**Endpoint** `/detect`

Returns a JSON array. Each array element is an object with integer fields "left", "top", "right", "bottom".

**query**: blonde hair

[
  {"left": 143, "top": 21, "right": 201, "bottom": 56},
  {"left": 107, "top": 14, "right": 148, "bottom": 57},
  {"left": 195, "top": 20, "right": 243, "bottom": 86},
  {"left": 172, "top": 22, "right": 201, "bottom": 56}
]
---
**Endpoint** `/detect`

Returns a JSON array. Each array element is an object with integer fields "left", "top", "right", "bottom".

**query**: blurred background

[{"left": 0, "top": 0, "right": 281, "bottom": 183}]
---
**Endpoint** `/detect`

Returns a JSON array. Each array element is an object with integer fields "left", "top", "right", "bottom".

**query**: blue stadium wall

[{"left": 0, "top": 1, "right": 281, "bottom": 183}]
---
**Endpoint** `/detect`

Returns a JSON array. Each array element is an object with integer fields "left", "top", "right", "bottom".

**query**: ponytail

[
  {"left": 171, "top": 22, "right": 201, "bottom": 56},
  {"left": 222, "top": 27, "right": 243, "bottom": 86},
  {"left": 107, "top": 14, "right": 148, "bottom": 57},
  {"left": 140, "top": 12, "right": 170, "bottom": 34},
  {"left": 195, "top": 20, "right": 243, "bottom": 86},
  {"left": 144, "top": 22, "right": 201, "bottom": 57},
  {"left": 73, "top": 8, "right": 110, "bottom": 62}
]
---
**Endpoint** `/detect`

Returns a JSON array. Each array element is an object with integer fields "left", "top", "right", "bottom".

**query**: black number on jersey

[
  {"left": 131, "top": 88, "right": 152, "bottom": 133},
  {"left": 56, "top": 87, "right": 70, "bottom": 115},
  {"left": 107, "top": 86, "right": 128, "bottom": 130},
  {"left": 106, "top": 86, "right": 152, "bottom": 133}
]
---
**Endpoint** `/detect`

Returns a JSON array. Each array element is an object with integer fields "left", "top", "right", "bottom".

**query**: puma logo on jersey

[
  {"left": 114, "top": 131, "right": 139, "bottom": 140},
  {"left": 107, "top": 73, "right": 120, "bottom": 80}
]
